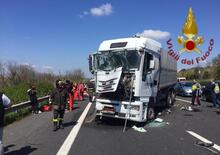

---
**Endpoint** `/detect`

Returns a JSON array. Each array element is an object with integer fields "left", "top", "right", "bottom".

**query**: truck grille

[{"left": 97, "top": 78, "right": 117, "bottom": 93}]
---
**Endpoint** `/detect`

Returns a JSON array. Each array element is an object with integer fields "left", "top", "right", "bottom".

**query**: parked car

[{"left": 174, "top": 81, "right": 192, "bottom": 96}]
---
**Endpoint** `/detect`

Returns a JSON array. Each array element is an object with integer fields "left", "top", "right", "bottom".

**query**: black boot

[
  {"left": 59, "top": 120, "right": 64, "bottom": 129},
  {"left": 53, "top": 122, "right": 58, "bottom": 131}
]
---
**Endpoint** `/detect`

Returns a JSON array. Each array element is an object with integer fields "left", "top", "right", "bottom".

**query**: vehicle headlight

[
  {"left": 123, "top": 105, "right": 140, "bottom": 111},
  {"left": 131, "top": 105, "right": 140, "bottom": 111},
  {"left": 185, "top": 89, "right": 191, "bottom": 93}
]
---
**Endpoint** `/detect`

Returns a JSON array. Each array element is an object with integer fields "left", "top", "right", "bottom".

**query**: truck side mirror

[
  {"left": 149, "top": 60, "right": 155, "bottom": 70},
  {"left": 89, "top": 55, "right": 94, "bottom": 74}
]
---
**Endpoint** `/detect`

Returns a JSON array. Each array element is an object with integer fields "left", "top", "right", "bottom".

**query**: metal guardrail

[{"left": 5, "top": 95, "right": 50, "bottom": 114}]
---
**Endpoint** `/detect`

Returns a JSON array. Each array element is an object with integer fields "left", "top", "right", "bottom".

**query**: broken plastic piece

[
  {"left": 166, "top": 109, "right": 171, "bottom": 114},
  {"left": 155, "top": 118, "right": 163, "bottom": 122},
  {"left": 180, "top": 106, "right": 186, "bottom": 110},
  {"left": 132, "top": 126, "right": 147, "bottom": 133},
  {"left": 187, "top": 106, "right": 193, "bottom": 111}
]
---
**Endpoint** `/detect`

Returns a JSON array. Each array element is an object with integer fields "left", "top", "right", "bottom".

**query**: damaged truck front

[{"left": 89, "top": 37, "right": 177, "bottom": 122}]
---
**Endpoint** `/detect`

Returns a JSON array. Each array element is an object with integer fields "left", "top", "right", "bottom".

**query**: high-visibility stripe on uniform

[
  {"left": 53, "top": 118, "right": 63, "bottom": 122},
  {"left": 192, "top": 85, "right": 197, "bottom": 91},
  {"left": 53, "top": 118, "right": 59, "bottom": 122},
  {"left": 214, "top": 84, "right": 220, "bottom": 93}
]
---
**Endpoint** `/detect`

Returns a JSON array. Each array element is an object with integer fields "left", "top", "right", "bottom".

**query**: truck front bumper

[{"left": 95, "top": 99, "right": 147, "bottom": 122}]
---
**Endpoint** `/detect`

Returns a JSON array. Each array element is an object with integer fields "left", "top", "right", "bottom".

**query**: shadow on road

[
  {"left": 213, "top": 111, "right": 220, "bottom": 115},
  {"left": 206, "top": 105, "right": 214, "bottom": 108},
  {"left": 4, "top": 145, "right": 15, "bottom": 152},
  {"left": 72, "top": 106, "right": 80, "bottom": 110},
  {"left": 63, "top": 121, "right": 77, "bottom": 127},
  {"left": 192, "top": 108, "right": 202, "bottom": 112},
  {"left": 95, "top": 117, "right": 135, "bottom": 127},
  {"left": 184, "top": 114, "right": 193, "bottom": 116},
  {"left": 5, "top": 146, "right": 37, "bottom": 155}
]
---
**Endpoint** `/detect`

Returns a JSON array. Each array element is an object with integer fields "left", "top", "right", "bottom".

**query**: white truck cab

[{"left": 89, "top": 36, "right": 177, "bottom": 122}]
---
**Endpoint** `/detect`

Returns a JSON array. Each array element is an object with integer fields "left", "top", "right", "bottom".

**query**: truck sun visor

[{"left": 110, "top": 42, "right": 127, "bottom": 48}]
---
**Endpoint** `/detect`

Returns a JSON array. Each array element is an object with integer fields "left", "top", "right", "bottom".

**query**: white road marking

[
  {"left": 176, "top": 98, "right": 191, "bottom": 104},
  {"left": 187, "top": 130, "right": 220, "bottom": 152},
  {"left": 57, "top": 102, "right": 92, "bottom": 155}
]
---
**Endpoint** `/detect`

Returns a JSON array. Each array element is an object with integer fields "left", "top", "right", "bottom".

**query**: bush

[
  {"left": 4, "top": 108, "right": 31, "bottom": 125},
  {"left": 1, "top": 81, "right": 54, "bottom": 104}
]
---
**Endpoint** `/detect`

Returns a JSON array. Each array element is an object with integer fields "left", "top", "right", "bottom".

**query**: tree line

[
  {"left": 177, "top": 54, "right": 220, "bottom": 81},
  {"left": 0, "top": 61, "right": 86, "bottom": 104}
]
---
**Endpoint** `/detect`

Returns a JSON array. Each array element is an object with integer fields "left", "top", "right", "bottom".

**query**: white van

[{"left": 177, "top": 77, "right": 186, "bottom": 82}]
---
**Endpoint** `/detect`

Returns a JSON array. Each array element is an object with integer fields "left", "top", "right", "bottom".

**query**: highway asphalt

[{"left": 3, "top": 97, "right": 220, "bottom": 155}]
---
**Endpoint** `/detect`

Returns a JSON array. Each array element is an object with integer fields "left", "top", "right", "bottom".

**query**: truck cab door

[{"left": 141, "top": 51, "right": 160, "bottom": 98}]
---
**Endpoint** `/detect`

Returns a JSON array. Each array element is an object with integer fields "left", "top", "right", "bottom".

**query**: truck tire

[
  {"left": 166, "top": 91, "right": 172, "bottom": 107},
  {"left": 171, "top": 90, "right": 176, "bottom": 105},
  {"left": 147, "top": 104, "right": 155, "bottom": 121}
]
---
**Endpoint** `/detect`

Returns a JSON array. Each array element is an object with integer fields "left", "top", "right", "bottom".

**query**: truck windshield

[{"left": 94, "top": 50, "right": 141, "bottom": 71}]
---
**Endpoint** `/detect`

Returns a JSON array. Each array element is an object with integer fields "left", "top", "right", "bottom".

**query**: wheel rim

[
  {"left": 167, "top": 93, "right": 172, "bottom": 106},
  {"left": 148, "top": 108, "right": 155, "bottom": 120},
  {"left": 171, "top": 91, "right": 175, "bottom": 104}
]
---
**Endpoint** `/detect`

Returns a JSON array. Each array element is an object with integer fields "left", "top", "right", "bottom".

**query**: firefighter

[
  {"left": 195, "top": 81, "right": 201, "bottom": 106},
  {"left": 207, "top": 80, "right": 220, "bottom": 108},
  {"left": 214, "top": 82, "right": 220, "bottom": 107},
  {"left": 50, "top": 80, "right": 68, "bottom": 131},
  {"left": 191, "top": 80, "right": 200, "bottom": 106}
]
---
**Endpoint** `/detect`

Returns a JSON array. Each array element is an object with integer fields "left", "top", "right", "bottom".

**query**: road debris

[
  {"left": 146, "top": 118, "right": 170, "bottom": 128},
  {"left": 194, "top": 141, "right": 217, "bottom": 154},
  {"left": 132, "top": 126, "right": 147, "bottom": 133},
  {"left": 180, "top": 106, "right": 193, "bottom": 111},
  {"left": 166, "top": 109, "right": 171, "bottom": 114},
  {"left": 155, "top": 118, "right": 163, "bottom": 122}
]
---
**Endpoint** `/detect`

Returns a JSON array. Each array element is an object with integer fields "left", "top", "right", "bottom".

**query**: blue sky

[{"left": 0, "top": 0, "right": 220, "bottom": 77}]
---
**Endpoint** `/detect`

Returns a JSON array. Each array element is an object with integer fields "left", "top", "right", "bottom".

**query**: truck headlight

[{"left": 131, "top": 105, "right": 140, "bottom": 111}]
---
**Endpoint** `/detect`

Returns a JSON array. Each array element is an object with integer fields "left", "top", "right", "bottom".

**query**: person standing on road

[
  {"left": 195, "top": 81, "right": 201, "bottom": 106},
  {"left": 78, "top": 83, "right": 84, "bottom": 101},
  {"left": 65, "top": 80, "right": 73, "bottom": 111},
  {"left": 191, "top": 80, "right": 201, "bottom": 106},
  {"left": 73, "top": 83, "right": 79, "bottom": 101},
  {"left": 214, "top": 82, "right": 220, "bottom": 108},
  {"left": 50, "top": 80, "right": 68, "bottom": 131},
  {"left": 0, "top": 92, "right": 11, "bottom": 155},
  {"left": 207, "top": 80, "right": 220, "bottom": 108},
  {"left": 27, "top": 86, "right": 40, "bottom": 114}
]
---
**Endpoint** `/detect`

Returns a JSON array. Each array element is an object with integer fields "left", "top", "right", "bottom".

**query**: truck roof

[{"left": 98, "top": 37, "right": 161, "bottom": 52}]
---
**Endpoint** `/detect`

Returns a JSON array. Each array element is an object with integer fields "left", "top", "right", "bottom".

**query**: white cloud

[
  {"left": 136, "top": 29, "right": 170, "bottom": 41},
  {"left": 80, "top": 3, "right": 113, "bottom": 18},
  {"left": 90, "top": 3, "right": 112, "bottom": 16}
]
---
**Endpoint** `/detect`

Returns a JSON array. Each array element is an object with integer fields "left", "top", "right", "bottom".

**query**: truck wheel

[
  {"left": 167, "top": 91, "right": 172, "bottom": 107},
  {"left": 147, "top": 105, "right": 155, "bottom": 121},
  {"left": 171, "top": 90, "right": 175, "bottom": 105}
]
